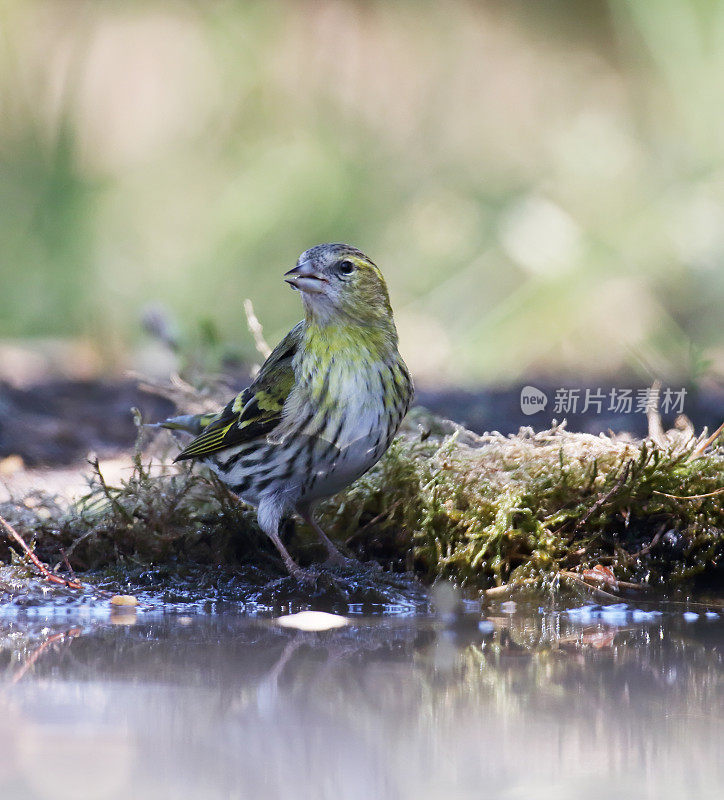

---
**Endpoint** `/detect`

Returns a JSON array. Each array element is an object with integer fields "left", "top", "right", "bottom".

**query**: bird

[{"left": 157, "top": 243, "right": 413, "bottom": 583}]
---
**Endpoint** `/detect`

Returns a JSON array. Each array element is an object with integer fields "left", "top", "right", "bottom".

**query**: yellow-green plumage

[{"left": 161, "top": 243, "right": 413, "bottom": 581}]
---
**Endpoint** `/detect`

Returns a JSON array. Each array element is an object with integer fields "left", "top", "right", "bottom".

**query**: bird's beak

[{"left": 284, "top": 260, "right": 327, "bottom": 294}]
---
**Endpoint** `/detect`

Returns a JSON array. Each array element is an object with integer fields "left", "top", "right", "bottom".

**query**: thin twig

[
  {"left": 645, "top": 380, "right": 666, "bottom": 447},
  {"left": 90, "top": 457, "right": 133, "bottom": 523},
  {"left": 0, "top": 513, "right": 82, "bottom": 590},
  {"left": 580, "top": 569, "right": 650, "bottom": 592},
  {"left": 345, "top": 500, "right": 403, "bottom": 543},
  {"left": 689, "top": 420, "right": 724, "bottom": 459},
  {"left": 625, "top": 523, "right": 665, "bottom": 563},
  {"left": 653, "top": 487, "right": 724, "bottom": 500},
  {"left": 62, "top": 527, "right": 99, "bottom": 560},
  {"left": 609, "top": 578, "right": 650, "bottom": 591},
  {"left": 243, "top": 298, "right": 272, "bottom": 360},
  {"left": 558, "top": 570, "right": 624, "bottom": 602},
  {"left": 573, "top": 461, "right": 631, "bottom": 534},
  {"left": 56, "top": 548, "right": 77, "bottom": 580},
  {"left": 482, "top": 578, "right": 538, "bottom": 599}
]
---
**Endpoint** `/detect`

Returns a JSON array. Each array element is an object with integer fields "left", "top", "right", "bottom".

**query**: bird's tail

[{"left": 146, "top": 412, "right": 217, "bottom": 436}]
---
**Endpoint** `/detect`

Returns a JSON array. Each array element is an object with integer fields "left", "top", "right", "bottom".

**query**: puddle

[{"left": 0, "top": 599, "right": 721, "bottom": 800}]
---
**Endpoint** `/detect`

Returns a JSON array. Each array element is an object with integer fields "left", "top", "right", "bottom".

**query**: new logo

[{"left": 520, "top": 385, "right": 547, "bottom": 415}]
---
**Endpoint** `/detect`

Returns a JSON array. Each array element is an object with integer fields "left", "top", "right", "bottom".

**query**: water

[{"left": 0, "top": 599, "right": 721, "bottom": 800}]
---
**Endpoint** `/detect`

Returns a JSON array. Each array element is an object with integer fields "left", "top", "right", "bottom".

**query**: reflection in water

[{"left": 0, "top": 604, "right": 721, "bottom": 800}]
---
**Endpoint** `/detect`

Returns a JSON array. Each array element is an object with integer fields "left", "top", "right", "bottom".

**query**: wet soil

[
  {"left": 418, "top": 381, "right": 724, "bottom": 438},
  {"left": 0, "top": 379, "right": 174, "bottom": 467}
]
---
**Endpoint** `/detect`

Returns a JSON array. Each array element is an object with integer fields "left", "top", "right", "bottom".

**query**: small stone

[
  {"left": 274, "top": 611, "right": 349, "bottom": 631},
  {"left": 682, "top": 612, "right": 699, "bottom": 623},
  {"left": 0, "top": 455, "right": 24, "bottom": 475},
  {"left": 110, "top": 595, "right": 138, "bottom": 607}
]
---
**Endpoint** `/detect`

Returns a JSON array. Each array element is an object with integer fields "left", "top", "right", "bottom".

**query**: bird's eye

[{"left": 338, "top": 260, "right": 355, "bottom": 276}]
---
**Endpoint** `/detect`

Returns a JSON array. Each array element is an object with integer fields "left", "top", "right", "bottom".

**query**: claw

[
  {"left": 324, "top": 553, "right": 383, "bottom": 573},
  {"left": 324, "top": 553, "right": 362, "bottom": 569},
  {"left": 289, "top": 567, "right": 322, "bottom": 587}
]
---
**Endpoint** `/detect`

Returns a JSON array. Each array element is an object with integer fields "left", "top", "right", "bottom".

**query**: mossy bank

[{"left": 1, "top": 406, "right": 722, "bottom": 600}]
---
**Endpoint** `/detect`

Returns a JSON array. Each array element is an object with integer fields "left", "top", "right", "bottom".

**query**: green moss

[
  {"left": 319, "top": 410, "right": 723, "bottom": 589},
  {"left": 1, "top": 407, "right": 722, "bottom": 593}
]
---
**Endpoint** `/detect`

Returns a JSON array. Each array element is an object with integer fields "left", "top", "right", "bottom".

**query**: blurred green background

[{"left": 1, "top": 0, "right": 723, "bottom": 387}]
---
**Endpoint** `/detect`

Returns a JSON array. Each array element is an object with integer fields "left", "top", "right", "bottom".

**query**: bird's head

[{"left": 284, "top": 243, "right": 394, "bottom": 328}]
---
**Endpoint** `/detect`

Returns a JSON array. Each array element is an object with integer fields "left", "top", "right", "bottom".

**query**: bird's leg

[
  {"left": 266, "top": 529, "right": 301, "bottom": 574},
  {"left": 295, "top": 504, "right": 359, "bottom": 568},
  {"left": 258, "top": 498, "right": 319, "bottom": 585}
]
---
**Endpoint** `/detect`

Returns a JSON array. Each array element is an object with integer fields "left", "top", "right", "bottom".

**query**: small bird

[{"left": 158, "top": 244, "right": 413, "bottom": 583}]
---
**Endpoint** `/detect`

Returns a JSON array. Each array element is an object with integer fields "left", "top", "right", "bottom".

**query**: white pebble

[
  {"left": 274, "top": 611, "right": 349, "bottom": 631},
  {"left": 110, "top": 594, "right": 138, "bottom": 607},
  {"left": 683, "top": 612, "right": 699, "bottom": 623}
]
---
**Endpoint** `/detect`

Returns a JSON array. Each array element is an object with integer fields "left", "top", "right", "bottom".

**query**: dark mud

[
  {"left": 418, "top": 381, "right": 724, "bottom": 438},
  {"left": 2, "top": 377, "right": 722, "bottom": 466},
  {"left": 0, "top": 379, "right": 174, "bottom": 467},
  {"left": 0, "top": 562, "right": 429, "bottom": 615}
]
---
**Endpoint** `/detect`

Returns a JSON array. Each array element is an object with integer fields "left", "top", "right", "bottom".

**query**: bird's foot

[
  {"left": 323, "top": 551, "right": 361, "bottom": 569},
  {"left": 289, "top": 566, "right": 322, "bottom": 587},
  {"left": 324, "top": 550, "right": 382, "bottom": 572},
  {"left": 288, "top": 566, "right": 349, "bottom": 597}
]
